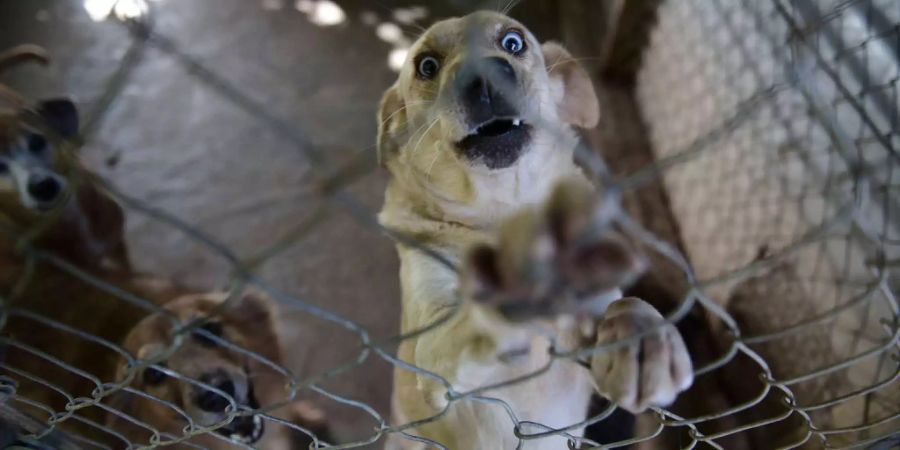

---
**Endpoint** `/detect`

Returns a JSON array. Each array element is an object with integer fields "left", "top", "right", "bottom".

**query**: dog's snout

[
  {"left": 486, "top": 57, "right": 516, "bottom": 83},
  {"left": 196, "top": 374, "right": 236, "bottom": 413},
  {"left": 27, "top": 174, "right": 62, "bottom": 204},
  {"left": 455, "top": 56, "right": 519, "bottom": 124}
]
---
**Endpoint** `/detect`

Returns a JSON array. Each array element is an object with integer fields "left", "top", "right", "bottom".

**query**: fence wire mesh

[{"left": 0, "top": 0, "right": 898, "bottom": 449}]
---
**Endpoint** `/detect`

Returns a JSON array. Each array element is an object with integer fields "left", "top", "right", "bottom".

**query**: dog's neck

[{"left": 381, "top": 130, "right": 586, "bottom": 249}]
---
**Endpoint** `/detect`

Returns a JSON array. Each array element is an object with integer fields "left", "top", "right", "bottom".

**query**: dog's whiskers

[
  {"left": 425, "top": 144, "right": 442, "bottom": 178},
  {"left": 500, "top": 0, "right": 523, "bottom": 15},
  {"left": 398, "top": 106, "right": 438, "bottom": 146},
  {"left": 380, "top": 99, "right": 433, "bottom": 130},
  {"left": 546, "top": 57, "right": 602, "bottom": 74},
  {"left": 410, "top": 115, "right": 441, "bottom": 156}
]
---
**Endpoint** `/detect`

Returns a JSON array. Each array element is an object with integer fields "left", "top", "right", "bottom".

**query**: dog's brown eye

[
  {"left": 415, "top": 54, "right": 441, "bottom": 80},
  {"left": 143, "top": 364, "right": 167, "bottom": 386},
  {"left": 193, "top": 321, "right": 223, "bottom": 347},
  {"left": 500, "top": 30, "right": 526, "bottom": 56}
]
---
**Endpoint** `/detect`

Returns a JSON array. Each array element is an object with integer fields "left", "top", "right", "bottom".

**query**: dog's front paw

[
  {"left": 591, "top": 297, "right": 693, "bottom": 413},
  {"left": 460, "top": 179, "right": 645, "bottom": 321}
]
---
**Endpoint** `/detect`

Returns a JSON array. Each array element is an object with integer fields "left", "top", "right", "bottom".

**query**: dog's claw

[{"left": 590, "top": 297, "right": 693, "bottom": 413}]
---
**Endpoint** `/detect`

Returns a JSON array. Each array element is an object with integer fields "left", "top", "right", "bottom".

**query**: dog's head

[
  {"left": 378, "top": 11, "right": 598, "bottom": 223},
  {"left": 0, "top": 99, "right": 79, "bottom": 215},
  {"left": 0, "top": 98, "right": 128, "bottom": 268},
  {"left": 110, "top": 292, "right": 283, "bottom": 446}
]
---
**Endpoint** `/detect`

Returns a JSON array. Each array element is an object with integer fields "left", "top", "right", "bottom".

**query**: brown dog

[
  {"left": 0, "top": 47, "right": 144, "bottom": 443},
  {"left": 107, "top": 291, "right": 332, "bottom": 449},
  {"left": 0, "top": 99, "right": 129, "bottom": 273},
  {"left": 1, "top": 44, "right": 128, "bottom": 272}
]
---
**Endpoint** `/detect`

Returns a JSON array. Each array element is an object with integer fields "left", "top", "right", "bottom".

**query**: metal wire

[{"left": 0, "top": 0, "right": 898, "bottom": 449}]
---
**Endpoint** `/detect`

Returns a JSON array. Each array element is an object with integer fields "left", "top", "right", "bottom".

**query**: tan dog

[
  {"left": 107, "top": 291, "right": 332, "bottom": 449},
  {"left": 377, "top": 12, "right": 693, "bottom": 449}
]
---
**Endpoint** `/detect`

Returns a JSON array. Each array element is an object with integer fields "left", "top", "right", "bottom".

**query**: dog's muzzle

[
  {"left": 222, "top": 412, "right": 264, "bottom": 445},
  {"left": 455, "top": 56, "right": 531, "bottom": 169}
]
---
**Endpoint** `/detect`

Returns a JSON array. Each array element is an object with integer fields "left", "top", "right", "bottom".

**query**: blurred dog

[
  {"left": 0, "top": 95, "right": 129, "bottom": 271},
  {"left": 107, "top": 291, "right": 333, "bottom": 449},
  {"left": 0, "top": 46, "right": 144, "bottom": 443},
  {"left": 0, "top": 45, "right": 128, "bottom": 272},
  {"left": 377, "top": 12, "right": 693, "bottom": 449}
]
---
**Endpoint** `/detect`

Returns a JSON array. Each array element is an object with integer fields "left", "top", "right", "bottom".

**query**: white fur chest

[{"left": 450, "top": 315, "right": 596, "bottom": 449}]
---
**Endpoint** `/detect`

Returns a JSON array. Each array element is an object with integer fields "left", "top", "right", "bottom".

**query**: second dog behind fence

[{"left": 108, "top": 291, "right": 334, "bottom": 449}]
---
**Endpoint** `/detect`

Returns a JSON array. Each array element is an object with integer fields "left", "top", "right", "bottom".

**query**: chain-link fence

[{"left": 1, "top": 0, "right": 898, "bottom": 449}]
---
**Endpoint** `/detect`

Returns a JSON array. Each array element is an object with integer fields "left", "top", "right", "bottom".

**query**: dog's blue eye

[
  {"left": 415, "top": 54, "right": 441, "bottom": 80},
  {"left": 500, "top": 30, "right": 526, "bottom": 55},
  {"left": 28, "top": 134, "right": 47, "bottom": 155}
]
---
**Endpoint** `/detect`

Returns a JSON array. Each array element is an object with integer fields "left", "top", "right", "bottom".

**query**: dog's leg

[
  {"left": 461, "top": 178, "right": 693, "bottom": 413},
  {"left": 591, "top": 297, "right": 693, "bottom": 413}
]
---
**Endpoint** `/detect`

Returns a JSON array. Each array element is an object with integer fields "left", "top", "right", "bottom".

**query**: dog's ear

[
  {"left": 541, "top": 42, "right": 599, "bottom": 129},
  {"left": 229, "top": 290, "right": 282, "bottom": 364},
  {"left": 36, "top": 98, "right": 79, "bottom": 138},
  {"left": 230, "top": 290, "right": 276, "bottom": 326},
  {"left": 376, "top": 84, "right": 405, "bottom": 166}
]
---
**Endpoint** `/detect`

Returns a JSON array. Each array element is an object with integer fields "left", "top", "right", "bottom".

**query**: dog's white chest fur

[
  {"left": 452, "top": 319, "right": 596, "bottom": 450},
  {"left": 390, "top": 249, "right": 598, "bottom": 449}
]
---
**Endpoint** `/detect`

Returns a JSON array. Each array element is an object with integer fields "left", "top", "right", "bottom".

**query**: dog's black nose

[
  {"left": 196, "top": 375, "right": 236, "bottom": 413},
  {"left": 455, "top": 56, "right": 518, "bottom": 125},
  {"left": 27, "top": 174, "right": 62, "bottom": 204}
]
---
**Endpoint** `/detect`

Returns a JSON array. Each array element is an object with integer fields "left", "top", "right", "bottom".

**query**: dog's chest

[{"left": 452, "top": 337, "right": 595, "bottom": 449}]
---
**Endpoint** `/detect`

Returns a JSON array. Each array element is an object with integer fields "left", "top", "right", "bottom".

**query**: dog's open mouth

[
  {"left": 217, "top": 413, "right": 264, "bottom": 445},
  {"left": 213, "top": 383, "right": 264, "bottom": 445},
  {"left": 458, "top": 117, "right": 531, "bottom": 170}
]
